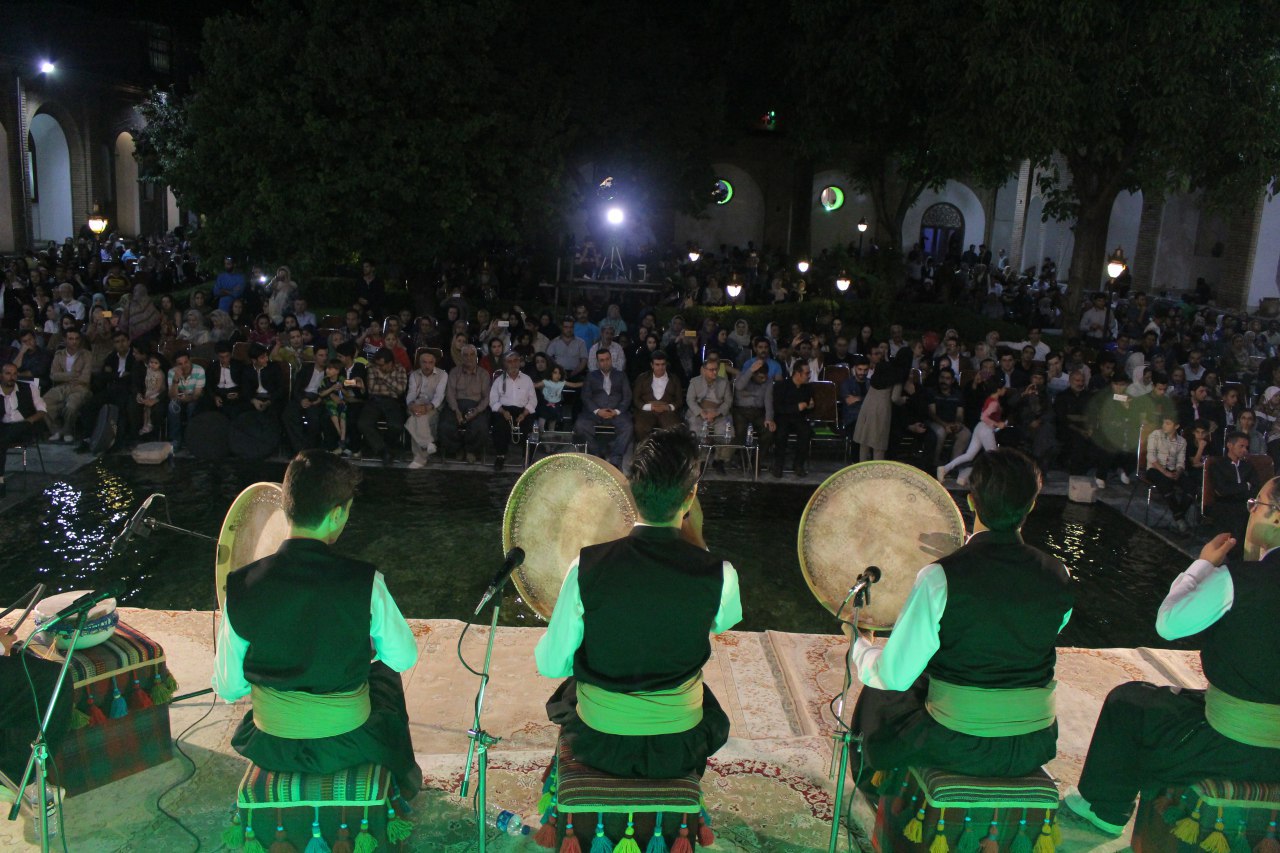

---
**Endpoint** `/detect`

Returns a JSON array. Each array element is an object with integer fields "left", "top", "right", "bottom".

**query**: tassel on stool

[
  {"left": 222, "top": 810, "right": 245, "bottom": 849},
  {"left": 904, "top": 806, "right": 926, "bottom": 843},
  {"left": 1201, "top": 807, "right": 1231, "bottom": 853},
  {"left": 1050, "top": 812, "right": 1062, "bottom": 847},
  {"left": 86, "top": 693, "right": 107, "bottom": 726},
  {"left": 1010, "top": 815, "right": 1032, "bottom": 853},
  {"left": 898, "top": 795, "right": 921, "bottom": 831},
  {"left": 150, "top": 668, "right": 176, "bottom": 705},
  {"left": 1230, "top": 818, "right": 1251, "bottom": 853},
  {"left": 386, "top": 804, "right": 413, "bottom": 845},
  {"left": 535, "top": 798, "right": 559, "bottom": 849},
  {"left": 957, "top": 815, "right": 979, "bottom": 853},
  {"left": 352, "top": 815, "right": 377, "bottom": 853},
  {"left": 1032, "top": 811, "right": 1056, "bottom": 853},
  {"left": 697, "top": 806, "right": 714, "bottom": 847},
  {"left": 304, "top": 807, "right": 331, "bottom": 853},
  {"left": 330, "top": 811, "right": 354, "bottom": 853},
  {"left": 978, "top": 812, "right": 1000, "bottom": 853},
  {"left": 243, "top": 824, "right": 267, "bottom": 853},
  {"left": 129, "top": 676, "right": 154, "bottom": 710},
  {"left": 929, "top": 811, "right": 950, "bottom": 853},
  {"left": 1173, "top": 798, "right": 1206, "bottom": 845},
  {"left": 871, "top": 770, "right": 886, "bottom": 789},
  {"left": 670, "top": 816, "right": 694, "bottom": 853},
  {"left": 614, "top": 813, "right": 641, "bottom": 853},
  {"left": 646, "top": 812, "right": 668, "bottom": 853},
  {"left": 269, "top": 825, "right": 298, "bottom": 852},
  {"left": 1255, "top": 814, "right": 1280, "bottom": 853},
  {"left": 590, "top": 813, "right": 614, "bottom": 853},
  {"left": 559, "top": 815, "right": 582, "bottom": 853},
  {"left": 108, "top": 682, "right": 128, "bottom": 719}
]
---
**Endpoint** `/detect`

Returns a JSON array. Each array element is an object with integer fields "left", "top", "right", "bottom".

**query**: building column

[
  {"left": 1130, "top": 190, "right": 1164, "bottom": 292},
  {"left": 1005, "top": 159, "right": 1033, "bottom": 272},
  {"left": 1218, "top": 189, "right": 1266, "bottom": 312}
]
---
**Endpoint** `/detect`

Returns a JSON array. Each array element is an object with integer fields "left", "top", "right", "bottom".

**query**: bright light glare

[
  {"left": 688, "top": 251, "right": 701, "bottom": 263},
  {"left": 797, "top": 260, "right": 810, "bottom": 274},
  {"left": 1106, "top": 260, "right": 1126, "bottom": 279},
  {"left": 39, "top": 60, "right": 56, "bottom": 74},
  {"left": 726, "top": 283, "right": 742, "bottom": 298},
  {"left": 836, "top": 275, "right": 851, "bottom": 292},
  {"left": 606, "top": 207, "right": 625, "bottom": 226}
]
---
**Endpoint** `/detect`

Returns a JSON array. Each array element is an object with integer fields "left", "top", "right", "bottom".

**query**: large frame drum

[{"left": 215, "top": 482, "right": 289, "bottom": 611}]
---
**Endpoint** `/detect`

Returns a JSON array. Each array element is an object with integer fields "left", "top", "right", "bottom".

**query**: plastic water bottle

[
  {"left": 745, "top": 423, "right": 755, "bottom": 447},
  {"left": 488, "top": 806, "right": 532, "bottom": 836},
  {"left": 725, "top": 418, "right": 734, "bottom": 443},
  {"left": 530, "top": 420, "right": 541, "bottom": 444},
  {"left": 699, "top": 418, "right": 709, "bottom": 441}
]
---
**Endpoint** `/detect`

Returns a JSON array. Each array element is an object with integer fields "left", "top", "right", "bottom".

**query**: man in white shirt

[
  {"left": 0, "top": 362, "right": 47, "bottom": 496},
  {"left": 1066, "top": 489, "right": 1280, "bottom": 836},
  {"left": 488, "top": 351, "right": 536, "bottom": 471},
  {"left": 213, "top": 451, "right": 422, "bottom": 799},
  {"left": 405, "top": 348, "right": 447, "bottom": 469}
]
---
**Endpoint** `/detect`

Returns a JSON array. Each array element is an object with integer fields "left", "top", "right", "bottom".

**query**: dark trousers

[
  {"left": 283, "top": 398, "right": 327, "bottom": 453},
  {"left": 573, "top": 411, "right": 633, "bottom": 467},
  {"left": 230, "top": 662, "right": 423, "bottom": 800},
  {"left": 0, "top": 420, "right": 35, "bottom": 477},
  {"left": 438, "top": 401, "right": 490, "bottom": 456},
  {"left": 1076, "top": 682, "right": 1280, "bottom": 826},
  {"left": 1061, "top": 429, "right": 1093, "bottom": 475},
  {"left": 358, "top": 395, "right": 405, "bottom": 454},
  {"left": 1207, "top": 501, "right": 1250, "bottom": 561},
  {"left": 0, "top": 655, "right": 72, "bottom": 782},
  {"left": 491, "top": 406, "right": 529, "bottom": 457},
  {"left": 851, "top": 678, "right": 1057, "bottom": 779},
  {"left": 732, "top": 406, "right": 775, "bottom": 455},
  {"left": 1094, "top": 447, "right": 1130, "bottom": 478},
  {"left": 1145, "top": 468, "right": 1192, "bottom": 517},
  {"left": 773, "top": 416, "right": 812, "bottom": 467},
  {"left": 634, "top": 409, "right": 682, "bottom": 443}
]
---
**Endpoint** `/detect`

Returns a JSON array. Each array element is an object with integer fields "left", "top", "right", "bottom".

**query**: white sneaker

[
  {"left": 426, "top": 443, "right": 437, "bottom": 455},
  {"left": 1094, "top": 478, "right": 1106, "bottom": 489},
  {"left": 1174, "top": 518, "right": 1189, "bottom": 533},
  {"left": 47, "top": 431, "right": 62, "bottom": 442},
  {"left": 63, "top": 434, "right": 75, "bottom": 443},
  {"left": 1119, "top": 470, "right": 1130, "bottom": 485},
  {"left": 956, "top": 470, "right": 970, "bottom": 487},
  {"left": 1063, "top": 788, "right": 1125, "bottom": 836},
  {"left": 408, "top": 460, "right": 425, "bottom": 470},
  {"left": 936, "top": 466, "right": 948, "bottom": 481}
]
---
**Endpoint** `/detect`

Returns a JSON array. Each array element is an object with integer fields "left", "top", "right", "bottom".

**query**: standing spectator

[
  {"left": 1088, "top": 373, "right": 1138, "bottom": 489},
  {"left": 214, "top": 258, "right": 247, "bottom": 313},
  {"left": 42, "top": 329, "right": 91, "bottom": 443},
  {"left": 357, "top": 348, "right": 408, "bottom": 466},
  {"left": 405, "top": 349, "right": 447, "bottom": 469},
  {"left": 771, "top": 362, "right": 814, "bottom": 477},
  {"left": 854, "top": 348, "right": 911, "bottom": 462},
  {"left": 632, "top": 351, "right": 683, "bottom": 442},
  {"left": 135, "top": 354, "right": 168, "bottom": 436},
  {"left": 266, "top": 267, "right": 298, "bottom": 325},
  {"left": 356, "top": 260, "right": 385, "bottom": 319},
  {"left": 574, "top": 349, "right": 632, "bottom": 469},
  {"left": 0, "top": 362, "right": 46, "bottom": 496},
  {"left": 489, "top": 351, "right": 537, "bottom": 471},
  {"left": 166, "top": 352, "right": 206, "bottom": 449},
  {"left": 439, "top": 344, "right": 491, "bottom": 463}
]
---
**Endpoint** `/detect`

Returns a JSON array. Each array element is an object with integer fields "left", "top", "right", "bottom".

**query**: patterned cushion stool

[
  {"left": 25, "top": 621, "right": 177, "bottom": 795},
  {"left": 533, "top": 733, "right": 715, "bottom": 851},
  {"left": 222, "top": 762, "right": 413, "bottom": 851},
  {"left": 1130, "top": 780, "right": 1280, "bottom": 853},
  {"left": 870, "top": 766, "right": 1061, "bottom": 853}
]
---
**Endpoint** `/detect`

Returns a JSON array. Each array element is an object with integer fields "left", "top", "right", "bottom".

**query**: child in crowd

[
  {"left": 535, "top": 364, "right": 581, "bottom": 429},
  {"left": 137, "top": 354, "right": 168, "bottom": 435},
  {"left": 317, "top": 359, "right": 350, "bottom": 455}
]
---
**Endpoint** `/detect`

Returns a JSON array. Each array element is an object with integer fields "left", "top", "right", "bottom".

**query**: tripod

[
  {"left": 827, "top": 576, "right": 874, "bottom": 853},
  {"left": 459, "top": 594, "right": 503, "bottom": 853},
  {"left": 597, "top": 244, "right": 628, "bottom": 282}
]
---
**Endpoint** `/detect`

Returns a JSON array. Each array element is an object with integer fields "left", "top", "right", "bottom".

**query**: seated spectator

[
  {"left": 357, "top": 348, "right": 408, "bottom": 466},
  {"left": 1145, "top": 416, "right": 1193, "bottom": 531},
  {"left": 166, "top": 352, "right": 206, "bottom": 449},
  {"left": 292, "top": 296, "right": 317, "bottom": 330},
  {"left": 7, "top": 329, "right": 51, "bottom": 390},
  {"left": 771, "top": 362, "right": 814, "bottom": 477},
  {"left": 686, "top": 355, "right": 734, "bottom": 472},
  {"left": 573, "top": 348, "right": 632, "bottom": 469},
  {"left": 270, "top": 327, "right": 310, "bottom": 373},
  {"left": 1238, "top": 409, "right": 1266, "bottom": 456},
  {"left": 546, "top": 316, "right": 588, "bottom": 380},
  {"left": 926, "top": 366, "right": 969, "bottom": 468},
  {"left": 242, "top": 343, "right": 286, "bottom": 417},
  {"left": 405, "top": 348, "right": 447, "bottom": 468},
  {"left": 135, "top": 353, "right": 168, "bottom": 436},
  {"left": 633, "top": 351, "right": 683, "bottom": 442},
  {"left": 536, "top": 364, "right": 580, "bottom": 429},
  {"left": 120, "top": 283, "right": 161, "bottom": 345},
  {"left": 1207, "top": 432, "right": 1258, "bottom": 561},
  {"left": 489, "top": 351, "right": 537, "bottom": 471},
  {"left": 0, "top": 361, "right": 47, "bottom": 496},
  {"left": 43, "top": 328, "right": 91, "bottom": 443},
  {"left": 55, "top": 282, "right": 84, "bottom": 322},
  {"left": 282, "top": 344, "right": 329, "bottom": 453},
  {"left": 480, "top": 336, "right": 506, "bottom": 375},
  {"left": 178, "top": 309, "right": 210, "bottom": 347},
  {"left": 208, "top": 309, "right": 240, "bottom": 344},
  {"left": 439, "top": 344, "right": 491, "bottom": 462},
  {"left": 208, "top": 341, "right": 249, "bottom": 417},
  {"left": 249, "top": 313, "right": 277, "bottom": 348},
  {"left": 587, "top": 324, "right": 626, "bottom": 372}
]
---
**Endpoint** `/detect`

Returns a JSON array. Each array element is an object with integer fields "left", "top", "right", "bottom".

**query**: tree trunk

[{"left": 1064, "top": 202, "right": 1113, "bottom": 334}]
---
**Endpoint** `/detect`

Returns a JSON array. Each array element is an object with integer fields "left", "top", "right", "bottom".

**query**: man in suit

[
  {"left": 1207, "top": 432, "right": 1258, "bottom": 561},
  {"left": 283, "top": 344, "right": 329, "bottom": 453},
  {"left": 241, "top": 344, "right": 286, "bottom": 418},
  {"left": 207, "top": 341, "right": 250, "bottom": 417},
  {"left": 574, "top": 348, "right": 633, "bottom": 468},
  {"left": 686, "top": 354, "right": 734, "bottom": 471},
  {"left": 633, "top": 350, "right": 683, "bottom": 442}
]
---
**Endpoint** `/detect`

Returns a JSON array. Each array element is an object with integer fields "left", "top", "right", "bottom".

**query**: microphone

[
  {"left": 856, "top": 565, "right": 882, "bottom": 586},
  {"left": 473, "top": 547, "right": 526, "bottom": 615},
  {"left": 52, "top": 579, "right": 124, "bottom": 622},
  {"left": 851, "top": 565, "right": 881, "bottom": 606},
  {"left": 109, "top": 495, "right": 156, "bottom": 557}
]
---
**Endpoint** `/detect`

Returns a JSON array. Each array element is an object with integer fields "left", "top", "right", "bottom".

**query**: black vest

[
  {"left": 574, "top": 525, "right": 724, "bottom": 693},
  {"left": 4, "top": 381, "right": 37, "bottom": 419},
  {"left": 927, "top": 529, "right": 1074, "bottom": 689},
  {"left": 1201, "top": 555, "right": 1280, "bottom": 704},
  {"left": 225, "top": 538, "right": 376, "bottom": 694}
]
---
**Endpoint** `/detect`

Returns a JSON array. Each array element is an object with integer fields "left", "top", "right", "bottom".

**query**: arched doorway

[
  {"left": 28, "top": 113, "right": 73, "bottom": 243},
  {"left": 115, "top": 132, "right": 141, "bottom": 236},
  {"left": 0, "top": 123, "right": 13, "bottom": 251},
  {"left": 920, "top": 202, "right": 964, "bottom": 259}
]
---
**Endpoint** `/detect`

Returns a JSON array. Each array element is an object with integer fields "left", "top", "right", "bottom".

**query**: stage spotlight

[
  {"left": 606, "top": 207, "right": 625, "bottom": 226},
  {"left": 39, "top": 60, "right": 55, "bottom": 74}
]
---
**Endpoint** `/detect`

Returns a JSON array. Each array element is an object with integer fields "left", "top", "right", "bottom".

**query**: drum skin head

[
  {"left": 216, "top": 482, "right": 288, "bottom": 611},
  {"left": 798, "top": 461, "right": 964, "bottom": 631},
  {"left": 503, "top": 453, "right": 637, "bottom": 620}
]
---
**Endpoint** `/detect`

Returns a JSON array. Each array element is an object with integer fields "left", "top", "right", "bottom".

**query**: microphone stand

[
  {"left": 6, "top": 610, "right": 86, "bottom": 852},
  {"left": 828, "top": 574, "right": 873, "bottom": 853},
  {"left": 459, "top": 591, "right": 503, "bottom": 853}
]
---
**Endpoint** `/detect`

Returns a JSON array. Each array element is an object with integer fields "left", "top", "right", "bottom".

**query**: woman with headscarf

[
  {"left": 600, "top": 303, "right": 628, "bottom": 336},
  {"left": 729, "top": 319, "right": 752, "bottom": 353},
  {"left": 121, "top": 283, "right": 161, "bottom": 345},
  {"left": 266, "top": 266, "right": 298, "bottom": 325},
  {"left": 178, "top": 309, "right": 210, "bottom": 347},
  {"left": 853, "top": 347, "right": 912, "bottom": 461},
  {"left": 208, "top": 309, "right": 239, "bottom": 344},
  {"left": 1125, "top": 352, "right": 1152, "bottom": 398}
]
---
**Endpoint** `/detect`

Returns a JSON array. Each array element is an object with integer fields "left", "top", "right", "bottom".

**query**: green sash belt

[
  {"left": 926, "top": 678, "right": 1057, "bottom": 737},
  {"left": 1205, "top": 684, "right": 1280, "bottom": 749},
  {"left": 251, "top": 682, "right": 371, "bottom": 740},
  {"left": 576, "top": 674, "right": 704, "bottom": 736}
]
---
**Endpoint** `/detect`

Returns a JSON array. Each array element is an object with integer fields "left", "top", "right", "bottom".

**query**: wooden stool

[
  {"left": 222, "top": 762, "right": 412, "bottom": 851},
  {"left": 1131, "top": 780, "right": 1280, "bottom": 853},
  {"left": 871, "top": 766, "right": 1061, "bottom": 853},
  {"left": 533, "top": 734, "right": 714, "bottom": 850}
]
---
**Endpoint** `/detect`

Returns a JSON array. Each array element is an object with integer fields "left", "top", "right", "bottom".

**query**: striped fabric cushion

[
  {"left": 34, "top": 621, "right": 167, "bottom": 689},
  {"left": 1193, "top": 779, "right": 1280, "bottom": 809},
  {"left": 236, "top": 762, "right": 390, "bottom": 809},
  {"left": 555, "top": 737, "right": 702, "bottom": 814},
  {"left": 912, "top": 766, "right": 1060, "bottom": 809}
]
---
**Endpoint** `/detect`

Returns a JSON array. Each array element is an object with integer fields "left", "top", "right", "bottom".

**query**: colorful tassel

[
  {"left": 1201, "top": 807, "right": 1231, "bottom": 853},
  {"left": 1010, "top": 816, "right": 1032, "bottom": 853},
  {"left": 978, "top": 813, "right": 1000, "bottom": 853},
  {"left": 304, "top": 809, "right": 331, "bottom": 853},
  {"left": 1230, "top": 819, "right": 1251, "bottom": 853},
  {"left": 269, "top": 823, "right": 299, "bottom": 852},
  {"left": 535, "top": 812, "right": 558, "bottom": 848},
  {"left": 559, "top": 816, "right": 582, "bottom": 853},
  {"left": 957, "top": 815, "right": 980, "bottom": 853},
  {"left": 223, "top": 811, "right": 245, "bottom": 849},
  {"left": 1050, "top": 813, "right": 1062, "bottom": 848},
  {"left": 614, "top": 813, "right": 642, "bottom": 853},
  {"left": 670, "top": 816, "right": 694, "bottom": 853},
  {"left": 898, "top": 794, "right": 921, "bottom": 831},
  {"left": 646, "top": 812, "right": 669, "bottom": 853},
  {"left": 86, "top": 693, "right": 107, "bottom": 726},
  {"left": 107, "top": 683, "right": 128, "bottom": 719},
  {"left": 386, "top": 805, "right": 412, "bottom": 845},
  {"left": 590, "top": 813, "right": 615, "bottom": 853},
  {"left": 1256, "top": 815, "right": 1280, "bottom": 853},
  {"left": 904, "top": 807, "right": 926, "bottom": 843},
  {"left": 244, "top": 825, "right": 268, "bottom": 853},
  {"left": 1032, "top": 812, "right": 1056, "bottom": 853},
  {"left": 1173, "top": 799, "right": 1205, "bottom": 845},
  {"left": 68, "top": 704, "right": 90, "bottom": 730},
  {"left": 150, "top": 669, "right": 176, "bottom": 705},
  {"left": 352, "top": 816, "right": 377, "bottom": 853},
  {"left": 930, "top": 811, "right": 950, "bottom": 853},
  {"left": 697, "top": 807, "right": 714, "bottom": 847},
  {"left": 330, "top": 820, "right": 353, "bottom": 853},
  {"left": 871, "top": 770, "right": 887, "bottom": 789},
  {"left": 129, "top": 676, "right": 154, "bottom": 710}
]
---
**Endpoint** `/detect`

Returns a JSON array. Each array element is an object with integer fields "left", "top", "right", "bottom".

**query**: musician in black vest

[
  {"left": 850, "top": 448, "right": 1073, "bottom": 778},
  {"left": 212, "top": 451, "right": 422, "bottom": 799},
  {"left": 1065, "top": 480, "right": 1280, "bottom": 835},
  {"left": 0, "top": 362, "right": 47, "bottom": 496},
  {"left": 535, "top": 428, "right": 743, "bottom": 778}
]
